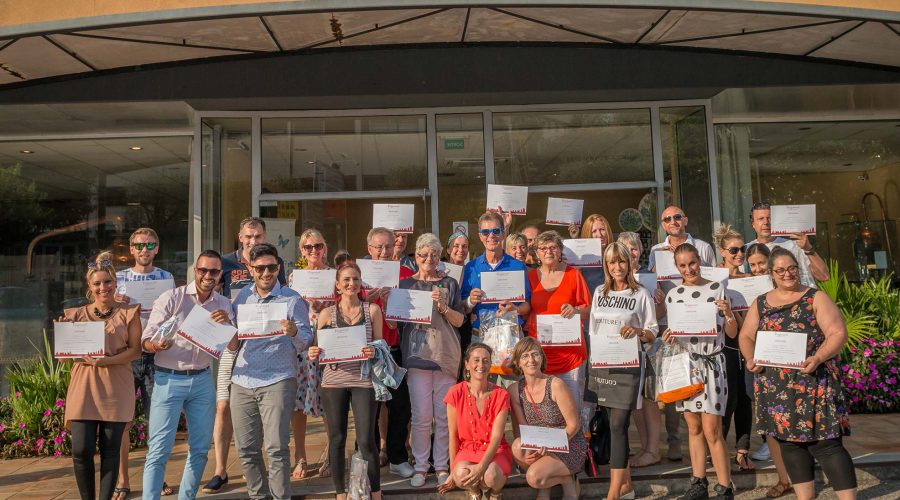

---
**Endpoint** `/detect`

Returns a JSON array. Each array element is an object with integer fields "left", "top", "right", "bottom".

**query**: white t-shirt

[{"left": 648, "top": 233, "right": 716, "bottom": 270}]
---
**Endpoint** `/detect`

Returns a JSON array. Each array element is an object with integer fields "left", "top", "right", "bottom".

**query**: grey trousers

[{"left": 230, "top": 378, "right": 297, "bottom": 500}]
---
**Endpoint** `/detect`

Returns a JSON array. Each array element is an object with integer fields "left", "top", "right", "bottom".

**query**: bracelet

[{"left": 804, "top": 249, "right": 816, "bottom": 255}]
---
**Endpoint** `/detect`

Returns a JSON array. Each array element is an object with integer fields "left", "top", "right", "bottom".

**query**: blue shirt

[
  {"left": 230, "top": 281, "right": 313, "bottom": 389},
  {"left": 460, "top": 253, "right": 531, "bottom": 330}
]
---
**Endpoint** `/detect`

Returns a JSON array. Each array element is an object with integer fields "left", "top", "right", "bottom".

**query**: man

[
  {"left": 392, "top": 232, "right": 418, "bottom": 273},
  {"left": 519, "top": 223, "right": 541, "bottom": 267},
  {"left": 648, "top": 205, "right": 716, "bottom": 269},
  {"left": 141, "top": 250, "right": 233, "bottom": 500},
  {"left": 204, "top": 217, "right": 287, "bottom": 493},
  {"left": 114, "top": 227, "right": 175, "bottom": 499},
  {"left": 365, "top": 227, "right": 416, "bottom": 478},
  {"left": 746, "top": 201, "right": 829, "bottom": 287},
  {"left": 229, "top": 243, "right": 312, "bottom": 500}
]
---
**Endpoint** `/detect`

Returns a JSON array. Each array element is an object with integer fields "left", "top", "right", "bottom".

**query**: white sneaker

[
  {"left": 410, "top": 472, "right": 427, "bottom": 487},
  {"left": 390, "top": 461, "right": 416, "bottom": 478},
  {"left": 437, "top": 471, "right": 450, "bottom": 485},
  {"left": 751, "top": 442, "right": 771, "bottom": 461}
]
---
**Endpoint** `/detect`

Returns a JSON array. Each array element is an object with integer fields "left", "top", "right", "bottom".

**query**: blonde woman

[
  {"left": 505, "top": 232, "right": 529, "bottom": 263},
  {"left": 568, "top": 213, "right": 613, "bottom": 293}
]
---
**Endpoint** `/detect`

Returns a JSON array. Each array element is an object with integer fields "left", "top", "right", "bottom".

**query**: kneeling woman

[
  {"left": 508, "top": 337, "right": 585, "bottom": 500},
  {"left": 439, "top": 343, "right": 513, "bottom": 500}
]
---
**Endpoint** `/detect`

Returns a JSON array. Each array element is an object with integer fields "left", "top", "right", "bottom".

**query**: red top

[
  {"left": 365, "top": 264, "right": 415, "bottom": 347},
  {"left": 526, "top": 266, "right": 591, "bottom": 374},
  {"left": 444, "top": 382, "right": 511, "bottom": 456}
]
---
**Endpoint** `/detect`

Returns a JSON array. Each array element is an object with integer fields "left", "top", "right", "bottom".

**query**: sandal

[
  {"left": 292, "top": 458, "right": 309, "bottom": 479},
  {"left": 629, "top": 450, "right": 661, "bottom": 468},
  {"left": 112, "top": 487, "right": 130, "bottom": 500},
  {"left": 161, "top": 482, "right": 174, "bottom": 496},
  {"left": 766, "top": 481, "right": 792, "bottom": 498},
  {"left": 736, "top": 450, "right": 756, "bottom": 471}
]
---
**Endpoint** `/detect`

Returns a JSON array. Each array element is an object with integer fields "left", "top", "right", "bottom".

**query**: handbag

[{"left": 585, "top": 405, "right": 611, "bottom": 472}]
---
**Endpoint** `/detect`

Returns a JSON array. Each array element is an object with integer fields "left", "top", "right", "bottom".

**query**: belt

[{"left": 155, "top": 365, "right": 209, "bottom": 376}]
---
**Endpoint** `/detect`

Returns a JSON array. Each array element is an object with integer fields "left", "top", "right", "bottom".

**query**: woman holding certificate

[
  {"left": 61, "top": 252, "right": 142, "bottom": 500},
  {"left": 388, "top": 233, "right": 465, "bottom": 488},
  {"left": 508, "top": 338, "right": 585, "bottom": 500},
  {"left": 439, "top": 343, "right": 513, "bottom": 500},
  {"left": 308, "top": 261, "right": 384, "bottom": 500},
  {"left": 526, "top": 230, "right": 591, "bottom": 402},
  {"left": 588, "top": 243, "right": 658, "bottom": 500},
  {"left": 738, "top": 248, "right": 856, "bottom": 500},
  {"left": 568, "top": 213, "right": 613, "bottom": 293},
  {"left": 661, "top": 243, "right": 736, "bottom": 499}
]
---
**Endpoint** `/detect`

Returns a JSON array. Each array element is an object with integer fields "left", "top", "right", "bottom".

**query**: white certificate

[
  {"left": 290, "top": 269, "right": 337, "bottom": 301},
  {"left": 653, "top": 251, "right": 680, "bottom": 281},
  {"left": 771, "top": 204, "right": 816, "bottom": 235},
  {"left": 589, "top": 319, "right": 640, "bottom": 368},
  {"left": 700, "top": 266, "right": 729, "bottom": 285},
  {"left": 480, "top": 270, "right": 526, "bottom": 303},
  {"left": 535, "top": 314, "right": 582, "bottom": 346},
  {"left": 635, "top": 272, "right": 657, "bottom": 293},
  {"left": 728, "top": 275, "right": 774, "bottom": 311},
  {"left": 486, "top": 184, "right": 528, "bottom": 215},
  {"left": 357, "top": 259, "right": 401, "bottom": 290},
  {"left": 659, "top": 351, "right": 693, "bottom": 393},
  {"left": 176, "top": 305, "right": 237, "bottom": 359},
  {"left": 372, "top": 203, "right": 415, "bottom": 234},
  {"left": 437, "top": 261, "right": 464, "bottom": 284},
  {"left": 54, "top": 321, "right": 105, "bottom": 358},
  {"left": 545, "top": 197, "right": 584, "bottom": 226},
  {"left": 237, "top": 302, "right": 288, "bottom": 340},
  {"left": 318, "top": 324, "right": 368, "bottom": 364},
  {"left": 667, "top": 301, "right": 718, "bottom": 337},
  {"left": 518, "top": 425, "right": 569, "bottom": 453},
  {"left": 562, "top": 239, "right": 603, "bottom": 267},
  {"left": 385, "top": 288, "right": 433, "bottom": 324},
  {"left": 754, "top": 330, "right": 808, "bottom": 369},
  {"left": 120, "top": 279, "right": 175, "bottom": 312}
]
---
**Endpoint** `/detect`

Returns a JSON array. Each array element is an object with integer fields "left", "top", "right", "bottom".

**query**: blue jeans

[{"left": 142, "top": 369, "right": 216, "bottom": 500}]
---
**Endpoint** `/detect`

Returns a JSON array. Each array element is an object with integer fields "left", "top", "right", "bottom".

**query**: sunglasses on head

[
  {"left": 251, "top": 264, "right": 280, "bottom": 274},
  {"left": 196, "top": 267, "right": 222, "bottom": 277},
  {"left": 479, "top": 228, "right": 503, "bottom": 237},
  {"left": 302, "top": 243, "right": 325, "bottom": 252},
  {"left": 725, "top": 247, "right": 745, "bottom": 255},
  {"left": 662, "top": 214, "right": 685, "bottom": 223},
  {"left": 87, "top": 259, "right": 112, "bottom": 270},
  {"left": 131, "top": 242, "right": 158, "bottom": 251}
]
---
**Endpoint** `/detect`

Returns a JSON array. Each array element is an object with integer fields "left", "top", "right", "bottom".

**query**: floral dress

[
  {"left": 290, "top": 268, "right": 327, "bottom": 417},
  {"left": 754, "top": 288, "right": 850, "bottom": 442}
]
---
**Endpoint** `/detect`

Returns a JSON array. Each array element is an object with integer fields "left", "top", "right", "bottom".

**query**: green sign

[{"left": 444, "top": 138, "right": 465, "bottom": 150}]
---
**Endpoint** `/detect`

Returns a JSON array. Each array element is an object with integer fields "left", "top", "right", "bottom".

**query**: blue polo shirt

[{"left": 460, "top": 253, "right": 531, "bottom": 330}]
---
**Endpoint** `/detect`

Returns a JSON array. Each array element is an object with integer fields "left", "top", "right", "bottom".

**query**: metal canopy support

[
  {"left": 259, "top": 16, "right": 285, "bottom": 51},
  {"left": 301, "top": 9, "right": 449, "bottom": 50},
  {"left": 656, "top": 18, "right": 848, "bottom": 45},
  {"left": 62, "top": 31, "right": 258, "bottom": 54},
  {"left": 491, "top": 7, "right": 625, "bottom": 44},
  {"left": 634, "top": 10, "right": 669, "bottom": 44},
  {"left": 804, "top": 20, "right": 866, "bottom": 56},
  {"left": 42, "top": 34, "right": 98, "bottom": 71}
]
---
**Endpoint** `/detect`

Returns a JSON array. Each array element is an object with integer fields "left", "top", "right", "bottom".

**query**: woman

[
  {"left": 387, "top": 233, "right": 465, "bottom": 487},
  {"left": 508, "top": 338, "right": 585, "bottom": 500},
  {"left": 588, "top": 242, "right": 659, "bottom": 499},
  {"left": 445, "top": 231, "right": 469, "bottom": 266},
  {"left": 661, "top": 243, "right": 735, "bottom": 499},
  {"left": 746, "top": 243, "right": 771, "bottom": 277},
  {"left": 61, "top": 252, "right": 141, "bottom": 500},
  {"left": 616, "top": 232, "right": 665, "bottom": 469},
  {"left": 739, "top": 248, "right": 856, "bottom": 500},
  {"left": 291, "top": 229, "right": 330, "bottom": 479},
  {"left": 568, "top": 213, "right": 613, "bottom": 293},
  {"left": 439, "top": 343, "right": 513, "bottom": 500},
  {"left": 505, "top": 232, "right": 529, "bottom": 263},
  {"left": 713, "top": 224, "right": 754, "bottom": 472},
  {"left": 526, "top": 230, "right": 591, "bottom": 402},
  {"left": 308, "top": 261, "right": 383, "bottom": 500}
]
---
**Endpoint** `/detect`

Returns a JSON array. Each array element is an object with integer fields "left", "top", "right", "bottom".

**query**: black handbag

[{"left": 584, "top": 405, "right": 611, "bottom": 476}]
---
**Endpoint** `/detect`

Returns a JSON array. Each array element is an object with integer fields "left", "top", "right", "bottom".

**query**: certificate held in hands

[
  {"left": 519, "top": 425, "right": 569, "bottom": 453},
  {"left": 357, "top": 259, "right": 401, "bottom": 290},
  {"left": 545, "top": 197, "right": 584, "bottom": 226},
  {"left": 589, "top": 319, "right": 640, "bottom": 368},
  {"left": 290, "top": 269, "right": 337, "bottom": 302},
  {"left": 667, "top": 301, "right": 718, "bottom": 337},
  {"left": 754, "top": 330, "right": 807, "bottom": 369},
  {"left": 480, "top": 270, "right": 526, "bottom": 303},
  {"left": 727, "top": 275, "right": 774, "bottom": 311},
  {"left": 385, "top": 288, "right": 433, "bottom": 324},
  {"left": 562, "top": 239, "right": 602, "bottom": 267},
  {"left": 176, "top": 305, "right": 238, "bottom": 359},
  {"left": 654, "top": 251, "right": 681, "bottom": 281},
  {"left": 372, "top": 203, "right": 415, "bottom": 234},
  {"left": 319, "top": 325, "right": 368, "bottom": 364},
  {"left": 486, "top": 184, "right": 528, "bottom": 215},
  {"left": 437, "top": 261, "right": 463, "bottom": 284},
  {"left": 121, "top": 279, "right": 175, "bottom": 312},
  {"left": 771, "top": 204, "right": 816, "bottom": 235},
  {"left": 54, "top": 321, "right": 105, "bottom": 358},
  {"left": 237, "top": 302, "right": 288, "bottom": 340},
  {"left": 536, "top": 314, "right": 582, "bottom": 346}
]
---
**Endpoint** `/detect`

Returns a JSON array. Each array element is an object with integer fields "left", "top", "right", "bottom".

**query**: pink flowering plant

[{"left": 839, "top": 340, "right": 900, "bottom": 414}]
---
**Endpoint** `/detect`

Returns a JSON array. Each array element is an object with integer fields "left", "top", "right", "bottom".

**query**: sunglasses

[
  {"left": 662, "top": 214, "right": 686, "bottom": 223},
  {"left": 251, "top": 264, "right": 280, "bottom": 274},
  {"left": 196, "top": 267, "right": 222, "bottom": 277},
  {"left": 479, "top": 228, "right": 503, "bottom": 237},
  {"left": 725, "top": 247, "right": 745, "bottom": 255},
  {"left": 87, "top": 259, "right": 112, "bottom": 269},
  {"left": 131, "top": 242, "right": 158, "bottom": 251},
  {"left": 302, "top": 243, "right": 325, "bottom": 252}
]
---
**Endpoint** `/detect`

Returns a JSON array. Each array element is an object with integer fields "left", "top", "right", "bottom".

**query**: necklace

[
  {"left": 92, "top": 305, "right": 116, "bottom": 319},
  {"left": 339, "top": 302, "right": 362, "bottom": 324}
]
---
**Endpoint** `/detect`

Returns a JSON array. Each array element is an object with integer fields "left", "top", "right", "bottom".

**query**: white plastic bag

[
  {"left": 654, "top": 342, "right": 705, "bottom": 403},
  {"left": 148, "top": 315, "right": 179, "bottom": 345},
  {"left": 348, "top": 451, "right": 371, "bottom": 500},
  {"left": 479, "top": 309, "right": 521, "bottom": 376}
]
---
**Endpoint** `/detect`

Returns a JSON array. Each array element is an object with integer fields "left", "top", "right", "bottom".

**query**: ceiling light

[
  {"left": 20, "top": 149, "right": 34, "bottom": 154},
  {"left": 130, "top": 146, "right": 143, "bottom": 151},
  {"left": 127, "top": 202, "right": 140, "bottom": 206},
  {"left": 797, "top": 127, "right": 812, "bottom": 131},
  {"left": 307, "top": 160, "right": 315, "bottom": 164}
]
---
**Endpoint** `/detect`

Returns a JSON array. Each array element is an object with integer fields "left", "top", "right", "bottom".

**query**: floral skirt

[{"left": 295, "top": 351, "right": 323, "bottom": 417}]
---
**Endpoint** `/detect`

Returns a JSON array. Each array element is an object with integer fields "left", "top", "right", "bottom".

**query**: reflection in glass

[
  {"left": 201, "top": 118, "right": 252, "bottom": 254},
  {"left": 661, "top": 107, "right": 712, "bottom": 245},
  {"left": 437, "top": 114, "right": 486, "bottom": 255}
]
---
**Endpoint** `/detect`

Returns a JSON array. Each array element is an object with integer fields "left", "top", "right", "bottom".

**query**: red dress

[
  {"left": 526, "top": 266, "right": 591, "bottom": 374},
  {"left": 444, "top": 382, "right": 514, "bottom": 475}
]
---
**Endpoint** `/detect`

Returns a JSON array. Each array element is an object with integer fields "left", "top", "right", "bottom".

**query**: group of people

[{"left": 60, "top": 199, "right": 857, "bottom": 500}]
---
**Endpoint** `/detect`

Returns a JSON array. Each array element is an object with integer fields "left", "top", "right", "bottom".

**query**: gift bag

[
  {"left": 479, "top": 309, "right": 521, "bottom": 376},
  {"left": 148, "top": 315, "right": 180, "bottom": 345},
  {"left": 655, "top": 343, "right": 704, "bottom": 404},
  {"left": 348, "top": 451, "right": 371, "bottom": 500}
]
